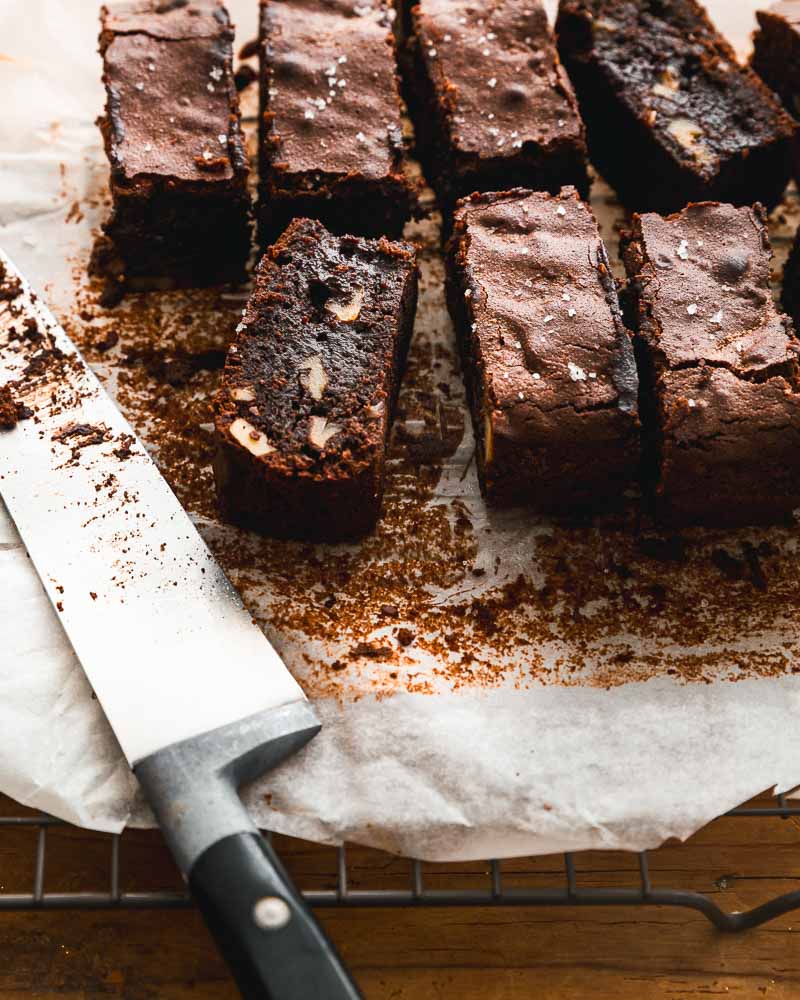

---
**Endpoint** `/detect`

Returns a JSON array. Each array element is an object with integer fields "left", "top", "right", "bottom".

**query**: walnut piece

[
  {"left": 308, "top": 415, "right": 341, "bottom": 449},
  {"left": 666, "top": 118, "right": 715, "bottom": 167},
  {"left": 229, "top": 417, "right": 274, "bottom": 457},
  {"left": 326, "top": 287, "right": 364, "bottom": 322},
  {"left": 299, "top": 355, "right": 328, "bottom": 400},
  {"left": 231, "top": 386, "right": 255, "bottom": 402}
]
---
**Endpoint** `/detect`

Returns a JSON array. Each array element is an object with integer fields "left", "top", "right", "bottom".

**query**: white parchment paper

[{"left": 3, "top": 0, "right": 800, "bottom": 862}]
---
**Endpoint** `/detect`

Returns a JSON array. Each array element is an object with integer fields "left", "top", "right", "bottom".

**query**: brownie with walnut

[
  {"left": 622, "top": 201, "right": 800, "bottom": 526},
  {"left": 96, "top": 0, "right": 250, "bottom": 289},
  {"left": 556, "top": 0, "right": 797, "bottom": 213},
  {"left": 445, "top": 187, "right": 639, "bottom": 512},
  {"left": 404, "top": 0, "right": 589, "bottom": 226},
  {"left": 213, "top": 218, "right": 418, "bottom": 541},
  {"left": 257, "top": 0, "right": 414, "bottom": 246}
]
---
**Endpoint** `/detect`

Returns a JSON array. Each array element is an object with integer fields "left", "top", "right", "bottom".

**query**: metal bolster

[{"left": 134, "top": 701, "right": 320, "bottom": 876}]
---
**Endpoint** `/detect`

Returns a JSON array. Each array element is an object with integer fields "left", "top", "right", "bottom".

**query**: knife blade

[{"left": 0, "top": 251, "right": 361, "bottom": 1000}]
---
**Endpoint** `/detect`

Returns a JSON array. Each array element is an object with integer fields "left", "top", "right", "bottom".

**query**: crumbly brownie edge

[{"left": 213, "top": 222, "right": 419, "bottom": 541}]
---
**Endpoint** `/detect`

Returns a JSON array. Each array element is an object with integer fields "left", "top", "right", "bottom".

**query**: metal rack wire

[{"left": 3, "top": 796, "right": 800, "bottom": 931}]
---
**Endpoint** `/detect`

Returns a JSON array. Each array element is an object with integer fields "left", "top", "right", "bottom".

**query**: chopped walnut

[
  {"left": 308, "top": 415, "right": 341, "bottom": 449},
  {"left": 326, "top": 288, "right": 364, "bottom": 322},
  {"left": 299, "top": 355, "right": 328, "bottom": 400},
  {"left": 229, "top": 417, "right": 274, "bottom": 457}
]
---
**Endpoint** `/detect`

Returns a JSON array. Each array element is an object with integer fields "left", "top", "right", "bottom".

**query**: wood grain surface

[{"left": 1, "top": 793, "right": 799, "bottom": 998}]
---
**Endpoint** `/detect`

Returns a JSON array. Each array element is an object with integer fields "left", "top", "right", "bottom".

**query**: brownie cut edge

[{"left": 213, "top": 218, "right": 419, "bottom": 541}]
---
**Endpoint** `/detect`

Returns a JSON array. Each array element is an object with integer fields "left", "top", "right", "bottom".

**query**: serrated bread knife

[{"left": 0, "top": 251, "right": 361, "bottom": 1000}]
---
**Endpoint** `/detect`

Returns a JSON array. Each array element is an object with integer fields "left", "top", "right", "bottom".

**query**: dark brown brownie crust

[
  {"left": 445, "top": 187, "right": 639, "bottom": 512},
  {"left": 556, "top": 0, "right": 797, "bottom": 214},
  {"left": 257, "top": 0, "right": 414, "bottom": 246},
  {"left": 405, "top": 0, "right": 589, "bottom": 226},
  {"left": 753, "top": 2, "right": 800, "bottom": 117},
  {"left": 97, "top": 0, "right": 251, "bottom": 287},
  {"left": 213, "top": 218, "right": 418, "bottom": 541},
  {"left": 622, "top": 202, "right": 800, "bottom": 526}
]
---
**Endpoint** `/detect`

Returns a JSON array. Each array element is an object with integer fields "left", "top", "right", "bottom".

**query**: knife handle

[{"left": 189, "top": 831, "right": 362, "bottom": 1000}]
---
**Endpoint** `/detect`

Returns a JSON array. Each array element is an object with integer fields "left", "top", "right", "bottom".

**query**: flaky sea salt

[
  {"left": 487, "top": 77, "right": 497, "bottom": 88},
  {"left": 687, "top": 303, "right": 698, "bottom": 315},
  {"left": 677, "top": 240, "right": 689, "bottom": 260},
  {"left": 568, "top": 362, "right": 587, "bottom": 381}
]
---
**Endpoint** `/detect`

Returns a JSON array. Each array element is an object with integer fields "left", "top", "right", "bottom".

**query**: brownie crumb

[
  {"left": 350, "top": 642, "right": 394, "bottom": 660},
  {"left": 93, "top": 329, "right": 120, "bottom": 353},
  {"left": 0, "top": 385, "right": 32, "bottom": 430},
  {"left": 396, "top": 627, "right": 415, "bottom": 647}
]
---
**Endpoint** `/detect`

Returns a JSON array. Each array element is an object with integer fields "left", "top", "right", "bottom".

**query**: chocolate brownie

[
  {"left": 213, "top": 218, "right": 418, "bottom": 540},
  {"left": 753, "top": 2, "right": 800, "bottom": 118},
  {"left": 556, "top": 0, "right": 797, "bottom": 213},
  {"left": 622, "top": 202, "right": 800, "bottom": 526},
  {"left": 257, "top": 0, "right": 414, "bottom": 246},
  {"left": 97, "top": 0, "right": 250, "bottom": 288},
  {"left": 445, "top": 187, "right": 639, "bottom": 512},
  {"left": 405, "top": 0, "right": 589, "bottom": 227}
]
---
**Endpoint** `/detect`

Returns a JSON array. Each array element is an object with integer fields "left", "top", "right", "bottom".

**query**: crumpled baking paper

[{"left": 3, "top": 0, "right": 800, "bottom": 862}]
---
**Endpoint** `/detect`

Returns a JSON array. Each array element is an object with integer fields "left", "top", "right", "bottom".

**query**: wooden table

[{"left": 1, "top": 793, "right": 799, "bottom": 998}]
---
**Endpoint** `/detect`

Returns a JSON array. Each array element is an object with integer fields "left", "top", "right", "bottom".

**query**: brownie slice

[
  {"left": 257, "top": 0, "right": 414, "bottom": 246},
  {"left": 97, "top": 0, "right": 251, "bottom": 288},
  {"left": 622, "top": 202, "right": 800, "bottom": 526},
  {"left": 753, "top": 2, "right": 800, "bottom": 118},
  {"left": 445, "top": 187, "right": 639, "bottom": 512},
  {"left": 556, "top": 0, "right": 797, "bottom": 213},
  {"left": 405, "top": 0, "right": 589, "bottom": 227},
  {"left": 213, "top": 218, "right": 418, "bottom": 541}
]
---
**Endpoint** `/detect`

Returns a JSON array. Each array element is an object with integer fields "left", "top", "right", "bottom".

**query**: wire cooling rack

[{"left": 3, "top": 796, "right": 800, "bottom": 931}]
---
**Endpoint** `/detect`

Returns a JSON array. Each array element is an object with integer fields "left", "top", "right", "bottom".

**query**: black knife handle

[{"left": 190, "top": 832, "right": 362, "bottom": 1000}]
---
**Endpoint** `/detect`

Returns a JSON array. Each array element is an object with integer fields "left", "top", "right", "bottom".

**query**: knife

[{"left": 0, "top": 250, "right": 361, "bottom": 1000}]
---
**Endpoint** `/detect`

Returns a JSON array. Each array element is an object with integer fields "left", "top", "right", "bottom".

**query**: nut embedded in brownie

[
  {"left": 752, "top": 2, "right": 800, "bottom": 119},
  {"left": 556, "top": 0, "right": 797, "bottom": 213},
  {"left": 622, "top": 201, "right": 800, "bottom": 526},
  {"left": 257, "top": 0, "right": 414, "bottom": 246},
  {"left": 213, "top": 218, "right": 419, "bottom": 541},
  {"left": 96, "top": 0, "right": 251, "bottom": 289},
  {"left": 404, "top": 0, "right": 589, "bottom": 229},
  {"left": 445, "top": 187, "right": 639, "bottom": 513}
]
